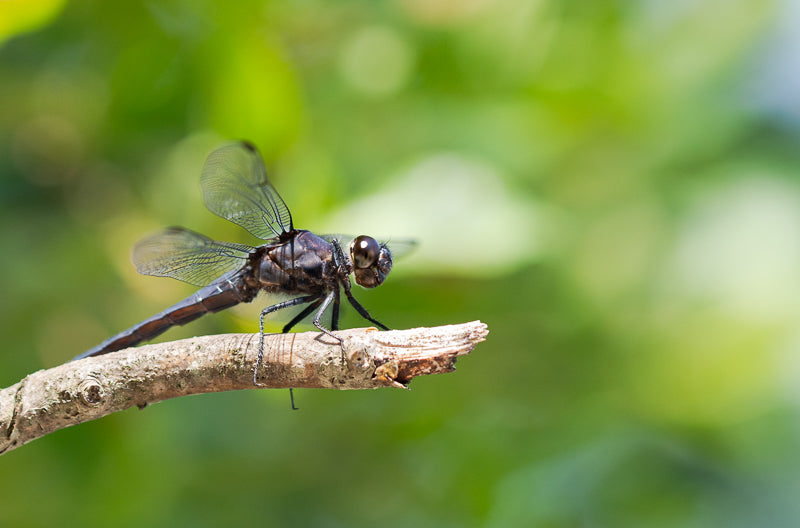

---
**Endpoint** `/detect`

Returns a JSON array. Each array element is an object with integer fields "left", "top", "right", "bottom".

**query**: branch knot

[{"left": 78, "top": 376, "right": 105, "bottom": 406}]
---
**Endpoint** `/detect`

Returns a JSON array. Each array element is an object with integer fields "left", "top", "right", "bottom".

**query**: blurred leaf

[
  {"left": 202, "top": 33, "right": 303, "bottom": 158},
  {"left": 0, "top": 0, "right": 65, "bottom": 46}
]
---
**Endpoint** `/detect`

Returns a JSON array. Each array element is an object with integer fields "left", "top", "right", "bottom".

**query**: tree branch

[{"left": 0, "top": 321, "right": 488, "bottom": 455}]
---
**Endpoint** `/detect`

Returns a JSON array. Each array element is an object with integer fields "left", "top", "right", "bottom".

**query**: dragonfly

[{"left": 75, "top": 141, "right": 404, "bottom": 389}]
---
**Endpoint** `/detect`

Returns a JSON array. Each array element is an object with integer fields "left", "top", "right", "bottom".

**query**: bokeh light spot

[
  {"left": 339, "top": 26, "right": 414, "bottom": 98},
  {"left": 323, "top": 153, "right": 549, "bottom": 277},
  {"left": 0, "top": 0, "right": 65, "bottom": 46},
  {"left": 669, "top": 175, "right": 800, "bottom": 322}
]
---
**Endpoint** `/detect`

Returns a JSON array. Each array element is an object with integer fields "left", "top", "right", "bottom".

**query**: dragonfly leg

[
  {"left": 254, "top": 295, "right": 317, "bottom": 387},
  {"left": 343, "top": 288, "right": 389, "bottom": 330},
  {"left": 313, "top": 290, "right": 344, "bottom": 347},
  {"left": 282, "top": 289, "right": 342, "bottom": 408},
  {"left": 312, "top": 290, "right": 346, "bottom": 365},
  {"left": 282, "top": 297, "right": 323, "bottom": 333},
  {"left": 331, "top": 288, "right": 340, "bottom": 330},
  {"left": 280, "top": 297, "right": 323, "bottom": 411}
]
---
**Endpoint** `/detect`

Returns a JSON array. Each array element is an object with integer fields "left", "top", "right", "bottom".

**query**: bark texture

[{"left": 0, "top": 321, "right": 487, "bottom": 454}]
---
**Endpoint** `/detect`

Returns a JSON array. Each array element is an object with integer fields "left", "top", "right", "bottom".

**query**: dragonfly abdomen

[{"left": 73, "top": 273, "right": 256, "bottom": 360}]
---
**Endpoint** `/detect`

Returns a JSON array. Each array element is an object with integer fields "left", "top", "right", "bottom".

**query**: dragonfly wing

[
  {"left": 200, "top": 141, "right": 293, "bottom": 240},
  {"left": 319, "top": 234, "right": 353, "bottom": 245},
  {"left": 320, "top": 234, "right": 418, "bottom": 261},
  {"left": 132, "top": 227, "right": 253, "bottom": 287},
  {"left": 383, "top": 238, "right": 418, "bottom": 261}
]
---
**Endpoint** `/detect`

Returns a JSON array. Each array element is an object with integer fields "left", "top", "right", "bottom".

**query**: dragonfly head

[{"left": 350, "top": 235, "right": 392, "bottom": 288}]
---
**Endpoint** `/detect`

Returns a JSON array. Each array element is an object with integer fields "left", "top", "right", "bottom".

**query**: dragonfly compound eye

[{"left": 351, "top": 235, "right": 380, "bottom": 268}]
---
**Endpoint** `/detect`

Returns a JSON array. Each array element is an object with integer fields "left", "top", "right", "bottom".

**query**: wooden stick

[{"left": 0, "top": 321, "right": 488, "bottom": 455}]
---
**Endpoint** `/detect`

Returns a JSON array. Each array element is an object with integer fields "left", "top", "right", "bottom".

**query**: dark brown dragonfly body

[{"left": 75, "top": 142, "right": 396, "bottom": 384}]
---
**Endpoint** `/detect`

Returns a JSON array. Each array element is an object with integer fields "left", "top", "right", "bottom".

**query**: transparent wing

[
  {"left": 200, "top": 141, "right": 293, "bottom": 240},
  {"left": 320, "top": 234, "right": 418, "bottom": 260},
  {"left": 384, "top": 238, "right": 418, "bottom": 261},
  {"left": 132, "top": 227, "right": 254, "bottom": 287},
  {"left": 319, "top": 234, "right": 353, "bottom": 245}
]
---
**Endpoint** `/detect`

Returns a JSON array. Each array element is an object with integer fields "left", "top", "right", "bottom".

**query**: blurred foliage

[{"left": 3, "top": 0, "right": 800, "bottom": 526}]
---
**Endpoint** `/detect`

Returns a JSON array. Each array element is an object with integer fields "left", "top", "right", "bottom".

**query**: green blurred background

[{"left": 2, "top": 0, "right": 800, "bottom": 526}]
